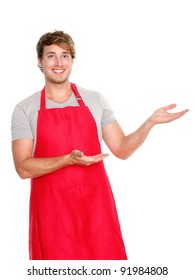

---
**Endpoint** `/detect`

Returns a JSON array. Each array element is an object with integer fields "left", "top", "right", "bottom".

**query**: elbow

[
  {"left": 116, "top": 154, "right": 129, "bottom": 160},
  {"left": 19, "top": 174, "right": 30, "bottom": 180},
  {"left": 15, "top": 167, "right": 31, "bottom": 180},
  {"left": 111, "top": 140, "right": 134, "bottom": 160},
  {"left": 113, "top": 146, "right": 136, "bottom": 160},
  {"left": 119, "top": 155, "right": 129, "bottom": 160},
  {"left": 114, "top": 150, "right": 132, "bottom": 160}
]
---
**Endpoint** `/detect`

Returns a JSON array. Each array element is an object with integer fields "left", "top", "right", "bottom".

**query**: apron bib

[{"left": 29, "top": 83, "right": 127, "bottom": 260}]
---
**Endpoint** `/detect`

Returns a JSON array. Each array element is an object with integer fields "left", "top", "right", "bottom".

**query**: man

[{"left": 11, "top": 30, "right": 188, "bottom": 260}]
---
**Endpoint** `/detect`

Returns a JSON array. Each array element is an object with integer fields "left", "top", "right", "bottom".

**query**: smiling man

[{"left": 11, "top": 30, "right": 188, "bottom": 260}]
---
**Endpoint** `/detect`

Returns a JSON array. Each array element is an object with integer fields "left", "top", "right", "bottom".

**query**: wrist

[
  {"left": 147, "top": 115, "right": 156, "bottom": 128},
  {"left": 63, "top": 154, "right": 74, "bottom": 166}
]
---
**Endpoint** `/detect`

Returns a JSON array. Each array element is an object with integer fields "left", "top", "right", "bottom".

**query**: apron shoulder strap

[
  {"left": 40, "top": 83, "right": 85, "bottom": 110},
  {"left": 70, "top": 83, "right": 85, "bottom": 106},
  {"left": 40, "top": 88, "right": 46, "bottom": 110}
]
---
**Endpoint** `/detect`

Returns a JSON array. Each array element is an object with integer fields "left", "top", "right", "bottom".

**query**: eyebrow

[{"left": 46, "top": 51, "right": 70, "bottom": 55}]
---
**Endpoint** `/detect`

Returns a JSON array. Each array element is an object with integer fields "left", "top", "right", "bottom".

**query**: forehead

[{"left": 43, "top": 44, "right": 70, "bottom": 54}]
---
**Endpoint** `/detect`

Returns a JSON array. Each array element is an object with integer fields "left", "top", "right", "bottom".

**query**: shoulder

[
  {"left": 16, "top": 91, "right": 40, "bottom": 108},
  {"left": 77, "top": 86, "right": 101, "bottom": 100},
  {"left": 12, "top": 92, "right": 41, "bottom": 126},
  {"left": 13, "top": 91, "right": 41, "bottom": 115},
  {"left": 76, "top": 85, "right": 111, "bottom": 107}
]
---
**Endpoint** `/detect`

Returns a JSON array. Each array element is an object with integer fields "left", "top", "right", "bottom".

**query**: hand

[
  {"left": 69, "top": 150, "right": 109, "bottom": 166},
  {"left": 150, "top": 104, "right": 189, "bottom": 125}
]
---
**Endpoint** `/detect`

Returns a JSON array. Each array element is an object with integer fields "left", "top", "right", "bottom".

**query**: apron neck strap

[
  {"left": 40, "top": 88, "right": 46, "bottom": 110},
  {"left": 70, "top": 83, "right": 85, "bottom": 106},
  {"left": 40, "top": 83, "right": 85, "bottom": 109}
]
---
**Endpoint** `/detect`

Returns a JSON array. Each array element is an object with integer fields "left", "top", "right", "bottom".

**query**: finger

[
  {"left": 92, "top": 153, "right": 109, "bottom": 162},
  {"left": 174, "top": 109, "right": 189, "bottom": 118},
  {"left": 164, "top": 104, "right": 177, "bottom": 111},
  {"left": 72, "top": 150, "right": 83, "bottom": 157},
  {"left": 101, "top": 153, "right": 109, "bottom": 159},
  {"left": 182, "top": 109, "right": 189, "bottom": 114},
  {"left": 166, "top": 110, "right": 189, "bottom": 122}
]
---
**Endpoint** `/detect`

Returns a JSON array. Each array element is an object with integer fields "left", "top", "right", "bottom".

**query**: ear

[{"left": 38, "top": 58, "right": 42, "bottom": 68}]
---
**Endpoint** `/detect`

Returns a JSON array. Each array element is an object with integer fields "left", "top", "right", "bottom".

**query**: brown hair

[{"left": 36, "top": 30, "right": 76, "bottom": 59}]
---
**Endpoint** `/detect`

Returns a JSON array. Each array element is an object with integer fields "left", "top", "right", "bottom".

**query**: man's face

[{"left": 38, "top": 44, "right": 73, "bottom": 84}]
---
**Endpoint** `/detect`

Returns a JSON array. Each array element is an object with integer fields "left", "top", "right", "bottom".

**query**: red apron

[{"left": 29, "top": 83, "right": 127, "bottom": 260}]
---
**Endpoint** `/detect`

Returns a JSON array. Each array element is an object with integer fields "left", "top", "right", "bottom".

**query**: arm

[
  {"left": 103, "top": 104, "right": 189, "bottom": 160},
  {"left": 12, "top": 139, "right": 108, "bottom": 179}
]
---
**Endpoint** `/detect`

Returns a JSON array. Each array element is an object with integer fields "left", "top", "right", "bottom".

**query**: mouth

[{"left": 53, "top": 69, "right": 65, "bottom": 74}]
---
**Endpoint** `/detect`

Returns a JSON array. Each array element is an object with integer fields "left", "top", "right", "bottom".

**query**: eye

[{"left": 63, "top": 54, "right": 70, "bottom": 58}]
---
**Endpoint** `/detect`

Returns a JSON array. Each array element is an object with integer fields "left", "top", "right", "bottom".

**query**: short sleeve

[
  {"left": 99, "top": 94, "right": 116, "bottom": 128},
  {"left": 11, "top": 103, "right": 33, "bottom": 141}
]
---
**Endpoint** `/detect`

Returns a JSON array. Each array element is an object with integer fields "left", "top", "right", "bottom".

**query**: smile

[{"left": 53, "top": 69, "right": 64, "bottom": 73}]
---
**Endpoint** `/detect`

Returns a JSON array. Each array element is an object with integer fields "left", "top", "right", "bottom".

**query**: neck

[{"left": 45, "top": 81, "right": 72, "bottom": 103}]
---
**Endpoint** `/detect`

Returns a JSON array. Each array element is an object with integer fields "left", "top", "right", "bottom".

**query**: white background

[{"left": 0, "top": 0, "right": 194, "bottom": 279}]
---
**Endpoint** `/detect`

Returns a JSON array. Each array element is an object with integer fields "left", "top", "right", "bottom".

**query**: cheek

[
  {"left": 42, "top": 61, "right": 53, "bottom": 69},
  {"left": 65, "top": 61, "right": 73, "bottom": 69}
]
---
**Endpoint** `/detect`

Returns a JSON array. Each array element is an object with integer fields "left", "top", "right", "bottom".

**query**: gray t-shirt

[{"left": 11, "top": 86, "right": 116, "bottom": 147}]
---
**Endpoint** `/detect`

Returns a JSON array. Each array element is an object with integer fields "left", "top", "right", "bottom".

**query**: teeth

[{"left": 53, "top": 70, "right": 64, "bottom": 73}]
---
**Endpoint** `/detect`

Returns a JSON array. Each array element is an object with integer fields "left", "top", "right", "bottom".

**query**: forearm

[
  {"left": 14, "top": 149, "right": 108, "bottom": 180},
  {"left": 103, "top": 104, "right": 188, "bottom": 161},
  {"left": 16, "top": 154, "right": 71, "bottom": 179},
  {"left": 119, "top": 117, "right": 154, "bottom": 159}
]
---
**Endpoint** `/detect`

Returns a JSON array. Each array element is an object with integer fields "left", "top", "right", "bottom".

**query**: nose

[{"left": 54, "top": 56, "right": 63, "bottom": 66}]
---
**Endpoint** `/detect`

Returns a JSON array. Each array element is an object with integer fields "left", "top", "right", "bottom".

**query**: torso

[{"left": 11, "top": 86, "right": 116, "bottom": 146}]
